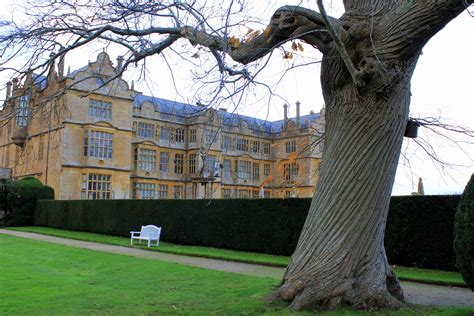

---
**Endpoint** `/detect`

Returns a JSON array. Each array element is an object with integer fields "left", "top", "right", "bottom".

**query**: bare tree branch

[{"left": 316, "top": 0, "right": 362, "bottom": 86}]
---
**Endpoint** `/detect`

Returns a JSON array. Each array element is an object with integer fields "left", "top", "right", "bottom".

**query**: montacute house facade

[{"left": 0, "top": 52, "right": 325, "bottom": 200}]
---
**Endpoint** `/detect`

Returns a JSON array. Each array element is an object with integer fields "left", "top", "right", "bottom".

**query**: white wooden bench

[{"left": 130, "top": 225, "right": 162, "bottom": 247}]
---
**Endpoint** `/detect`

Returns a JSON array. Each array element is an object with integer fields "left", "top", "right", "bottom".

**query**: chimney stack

[
  {"left": 283, "top": 103, "right": 289, "bottom": 130},
  {"left": 58, "top": 54, "right": 65, "bottom": 79},
  {"left": 296, "top": 101, "right": 301, "bottom": 128},
  {"left": 12, "top": 78, "right": 19, "bottom": 92},
  {"left": 47, "top": 52, "right": 56, "bottom": 83},
  {"left": 5, "top": 81, "right": 12, "bottom": 99}
]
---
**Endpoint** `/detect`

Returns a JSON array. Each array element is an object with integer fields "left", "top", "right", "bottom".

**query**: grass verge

[
  {"left": 8, "top": 226, "right": 467, "bottom": 287},
  {"left": 9, "top": 226, "right": 289, "bottom": 266},
  {"left": 1, "top": 234, "right": 472, "bottom": 316}
]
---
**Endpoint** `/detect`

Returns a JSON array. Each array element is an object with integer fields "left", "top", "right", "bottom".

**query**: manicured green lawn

[
  {"left": 9, "top": 226, "right": 467, "bottom": 287},
  {"left": 10, "top": 226, "right": 289, "bottom": 266},
  {"left": 0, "top": 234, "right": 472, "bottom": 315},
  {"left": 0, "top": 234, "right": 277, "bottom": 315},
  {"left": 394, "top": 266, "right": 465, "bottom": 287}
]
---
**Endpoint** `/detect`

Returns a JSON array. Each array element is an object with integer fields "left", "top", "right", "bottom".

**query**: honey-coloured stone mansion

[{"left": 0, "top": 52, "right": 325, "bottom": 200}]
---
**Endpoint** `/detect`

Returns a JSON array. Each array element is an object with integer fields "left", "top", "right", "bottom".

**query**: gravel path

[{"left": 1, "top": 229, "right": 473, "bottom": 308}]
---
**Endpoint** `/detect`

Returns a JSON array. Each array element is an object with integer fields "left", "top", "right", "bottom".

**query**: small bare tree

[{"left": 1, "top": 0, "right": 472, "bottom": 310}]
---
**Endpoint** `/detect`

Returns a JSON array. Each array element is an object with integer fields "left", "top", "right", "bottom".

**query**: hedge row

[
  {"left": 35, "top": 195, "right": 460, "bottom": 270},
  {"left": 385, "top": 195, "right": 459, "bottom": 271}
]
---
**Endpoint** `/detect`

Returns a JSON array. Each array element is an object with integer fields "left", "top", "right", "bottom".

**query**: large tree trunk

[
  {"left": 275, "top": 54, "right": 417, "bottom": 310},
  {"left": 268, "top": 0, "right": 470, "bottom": 310}
]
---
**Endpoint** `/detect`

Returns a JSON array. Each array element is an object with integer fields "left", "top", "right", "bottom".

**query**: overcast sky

[{"left": 1, "top": 1, "right": 473, "bottom": 195}]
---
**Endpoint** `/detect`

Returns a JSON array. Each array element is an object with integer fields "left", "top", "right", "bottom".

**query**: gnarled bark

[
  {"left": 270, "top": 0, "right": 471, "bottom": 310},
  {"left": 274, "top": 55, "right": 416, "bottom": 310}
]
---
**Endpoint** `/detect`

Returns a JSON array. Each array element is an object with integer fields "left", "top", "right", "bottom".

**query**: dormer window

[{"left": 16, "top": 95, "right": 29, "bottom": 126}]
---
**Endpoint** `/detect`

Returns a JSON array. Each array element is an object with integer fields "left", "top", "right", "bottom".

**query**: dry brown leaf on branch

[
  {"left": 228, "top": 36, "right": 240, "bottom": 48},
  {"left": 283, "top": 51, "right": 294, "bottom": 59},
  {"left": 244, "top": 30, "right": 260, "bottom": 42}
]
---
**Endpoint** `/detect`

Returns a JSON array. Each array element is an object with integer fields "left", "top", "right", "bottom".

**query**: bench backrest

[{"left": 140, "top": 225, "right": 161, "bottom": 237}]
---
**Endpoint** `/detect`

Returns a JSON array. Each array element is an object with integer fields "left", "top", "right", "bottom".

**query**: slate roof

[
  {"left": 39, "top": 63, "right": 320, "bottom": 134},
  {"left": 133, "top": 93, "right": 204, "bottom": 116},
  {"left": 133, "top": 92, "right": 320, "bottom": 133}
]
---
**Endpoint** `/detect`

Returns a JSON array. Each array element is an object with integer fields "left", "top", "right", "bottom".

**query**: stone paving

[{"left": 1, "top": 229, "right": 473, "bottom": 308}]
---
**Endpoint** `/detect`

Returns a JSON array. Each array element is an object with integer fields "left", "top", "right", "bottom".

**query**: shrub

[
  {"left": 454, "top": 175, "right": 474, "bottom": 290},
  {"left": 5, "top": 177, "right": 54, "bottom": 226}
]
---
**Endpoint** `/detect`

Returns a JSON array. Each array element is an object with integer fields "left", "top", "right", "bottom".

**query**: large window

[
  {"left": 263, "top": 164, "right": 271, "bottom": 178},
  {"left": 174, "top": 153, "right": 184, "bottom": 174},
  {"left": 252, "top": 190, "right": 260, "bottom": 199},
  {"left": 222, "top": 188, "right": 232, "bottom": 198},
  {"left": 84, "top": 130, "right": 113, "bottom": 159},
  {"left": 16, "top": 95, "right": 29, "bottom": 126},
  {"left": 284, "top": 162, "right": 299, "bottom": 182},
  {"left": 137, "top": 122, "right": 155, "bottom": 138},
  {"left": 160, "top": 126, "right": 171, "bottom": 141},
  {"left": 189, "top": 129, "right": 196, "bottom": 143},
  {"left": 159, "top": 152, "right": 169, "bottom": 172},
  {"left": 89, "top": 99, "right": 112, "bottom": 120},
  {"left": 223, "top": 159, "right": 231, "bottom": 179},
  {"left": 252, "top": 163, "right": 260, "bottom": 181},
  {"left": 134, "top": 182, "right": 156, "bottom": 199},
  {"left": 158, "top": 184, "right": 168, "bottom": 198},
  {"left": 204, "top": 129, "right": 217, "bottom": 145},
  {"left": 81, "top": 173, "right": 111, "bottom": 200},
  {"left": 286, "top": 140, "right": 297, "bottom": 153},
  {"left": 175, "top": 128, "right": 185, "bottom": 143},
  {"left": 263, "top": 142, "right": 271, "bottom": 155},
  {"left": 221, "top": 135, "right": 232, "bottom": 150},
  {"left": 251, "top": 140, "right": 260, "bottom": 153},
  {"left": 236, "top": 138, "right": 249, "bottom": 151},
  {"left": 138, "top": 148, "right": 156, "bottom": 171},
  {"left": 189, "top": 154, "right": 197, "bottom": 174},
  {"left": 205, "top": 155, "right": 218, "bottom": 176},
  {"left": 173, "top": 185, "right": 184, "bottom": 199},
  {"left": 238, "top": 189, "right": 251, "bottom": 198},
  {"left": 238, "top": 161, "right": 251, "bottom": 180}
]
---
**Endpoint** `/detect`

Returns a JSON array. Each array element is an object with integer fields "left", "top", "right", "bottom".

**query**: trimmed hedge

[
  {"left": 35, "top": 195, "right": 459, "bottom": 270},
  {"left": 4, "top": 177, "right": 54, "bottom": 226},
  {"left": 385, "top": 195, "right": 459, "bottom": 271},
  {"left": 454, "top": 175, "right": 474, "bottom": 290},
  {"left": 35, "top": 198, "right": 308, "bottom": 255}
]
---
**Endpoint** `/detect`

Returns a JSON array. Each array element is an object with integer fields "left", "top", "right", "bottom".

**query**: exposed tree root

[{"left": 272, "top": 269, "right": 404, "bottom": 311}]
